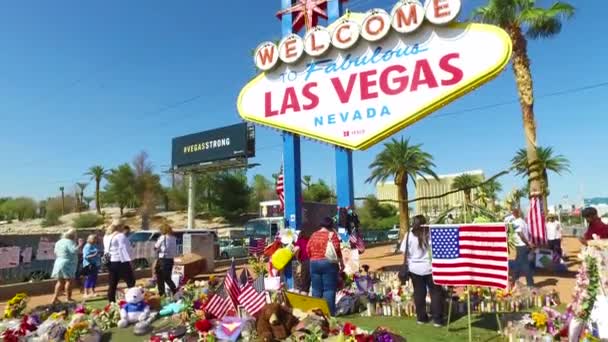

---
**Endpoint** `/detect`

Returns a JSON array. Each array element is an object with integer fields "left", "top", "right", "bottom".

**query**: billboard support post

[
  {"left": 187, "top": 173, "right": 195, "bottom": 229},
  {"left": 280, "top": 0, "right": 300, "bottom": 290}
]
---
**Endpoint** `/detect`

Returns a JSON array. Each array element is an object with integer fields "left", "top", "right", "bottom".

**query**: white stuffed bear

[{"left": 118, "top": 287, "right": 151, "bottom": 329}]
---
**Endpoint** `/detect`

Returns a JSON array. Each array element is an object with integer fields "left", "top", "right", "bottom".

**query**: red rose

[
  {"left": 343, "top": 322, "right": 357, "bottom": 336},
  {"left": 195, "top": 319, "right": 213, "bottom": 333}
]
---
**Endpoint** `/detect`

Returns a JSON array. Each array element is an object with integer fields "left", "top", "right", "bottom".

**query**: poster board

[
  {"left": 36, "top": 238, "right": 56, "bottom": 260},
  {"left": 0, "top": 247, "right": 20, "bottom": 269}
]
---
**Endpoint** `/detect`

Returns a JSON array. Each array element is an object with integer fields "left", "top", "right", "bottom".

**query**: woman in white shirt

[
  {"left": 546, "top": 214, "right": 563, "bottom": 259},
  {"left": 103, "top": 219, "right": 135, "bottom": 302},
  {"left": 154, "top": 224, "right": 178, "bottom": 296},
  {"left": 400, "top": 215, "right": 444, "bottom": 326}
]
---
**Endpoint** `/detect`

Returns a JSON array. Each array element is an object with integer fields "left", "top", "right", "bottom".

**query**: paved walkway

[{"left": 1, "top": 238, "right": 582, "bottom": 313}]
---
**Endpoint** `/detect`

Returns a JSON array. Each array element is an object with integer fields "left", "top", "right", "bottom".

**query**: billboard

[
  {"left": 238, "top": 2, "right": 512, "bottom": 150},
  {"left": 171, "top": 123, "right": 255, "bottom": 168}
]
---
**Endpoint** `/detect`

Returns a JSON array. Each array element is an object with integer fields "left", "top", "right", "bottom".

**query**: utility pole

[{"left": 187, "top": 173, "right": 195, "bottom": 229}]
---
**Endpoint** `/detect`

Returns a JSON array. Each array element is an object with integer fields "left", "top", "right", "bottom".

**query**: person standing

[
  {"left": 154, "top": 224, "right": 178, "bottom": 297},
  {"left": 104, "top": 219, "right": 135, "bottom": 302},
  {"left": 581, "top": 207, "right": 608, "bottom": 245},
  {"left": 51, "top": 229, "right": 82, "bottom": 304},
  {"left": 508, "top": 208, "right": 535, "bottom": 288},
  {"left": 307, "top": 217, "right": 343, "bottom": 316},
  {"left": 82, "top": 234, "right": 101, "bottom": 298},
  {"left": 294, "top": 229, "right": 311, "bottom": 294},
  {"left": 545, "top": 214, "right": 563, "bottom": 260},
  {"left": 400, "top": 215, "right": 444, "bottom": 327}
]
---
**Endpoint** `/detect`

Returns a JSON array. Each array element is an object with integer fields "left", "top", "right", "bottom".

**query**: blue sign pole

[
  {"left": 329, "top": 0, "right": 353, "bottom": 210},
  {"left": 281, "top": 0, "right": 300, "bottom": 290}
]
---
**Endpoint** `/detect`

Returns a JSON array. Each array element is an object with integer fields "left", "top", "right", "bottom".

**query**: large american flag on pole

[
  {"left": 276, "top": 166, "right": 284, "bottom": 210},
  {"left": 430, "top": 224, "right": 509, "bottom": 289},
  {"left": 527, "top": 197, "right": 547, "bottom": 246}
]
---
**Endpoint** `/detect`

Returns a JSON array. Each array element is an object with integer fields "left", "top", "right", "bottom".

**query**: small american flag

[
  {"left": 248, "top": 237, "right": 267, "bottom": 256},
  {"left": 276, "top": 167, "right": 284, "bottom": 210},
  {"left": 430, "top": 224, "right": 509, "bottom": 289},
  {"left": 203, "top": 288, "right": 232, "bottom": 319},
  {"left": 238, "top": 281, "right": 267, "bottom": 316},
  {"left": 224, "top": 259, "right": 241, "bottom": 309},
  {"left": 239, "top": 268, "right": 254, "bottom": 286},
  {"left": 527, "top": 197, "right": 547, "bottom": 246}
]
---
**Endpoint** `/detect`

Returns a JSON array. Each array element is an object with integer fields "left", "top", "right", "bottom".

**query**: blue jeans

[
  {"left": 513, "top": 246, "right": 534, "bottom": 287},
  {"left": 310, "top": 259, "right": 339, "bottom": 316}
]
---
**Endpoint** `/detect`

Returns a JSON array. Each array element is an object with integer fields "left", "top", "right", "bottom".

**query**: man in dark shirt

[{"left": 581, "top": 207, "right": 608, "bottom": 245}]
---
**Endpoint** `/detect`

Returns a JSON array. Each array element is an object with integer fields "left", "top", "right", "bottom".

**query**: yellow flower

[{"left": 531, "top": 311, "right": 547, "bottom": 328}]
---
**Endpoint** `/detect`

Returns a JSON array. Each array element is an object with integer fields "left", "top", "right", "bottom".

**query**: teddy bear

[
  {"left": 255, "top": 303, "right": 299, "bottom": 342},
  {"left": 118, "top": 287, "right": 151, "bottom": 329}
]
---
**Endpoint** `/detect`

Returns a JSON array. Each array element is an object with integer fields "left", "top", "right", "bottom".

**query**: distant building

[{"left": 375, "top": 170, "right": 485, "bottom": 218}]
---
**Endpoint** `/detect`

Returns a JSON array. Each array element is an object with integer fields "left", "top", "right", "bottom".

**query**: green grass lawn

[{"left": 86, "top": 298, "right": 519, "bottom": 341}]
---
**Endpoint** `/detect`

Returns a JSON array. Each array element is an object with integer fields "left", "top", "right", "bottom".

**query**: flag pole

[{"left": 467, "top": 287, "right": 472, "bottom": 342}]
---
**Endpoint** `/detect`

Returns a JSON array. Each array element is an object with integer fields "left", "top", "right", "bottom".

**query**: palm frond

[{"left": 521, "top": 2, "right": 575, "bottom": 39}]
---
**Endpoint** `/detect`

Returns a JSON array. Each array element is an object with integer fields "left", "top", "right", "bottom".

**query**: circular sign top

[
  {"left": 391, "top": 1, "right": 425, "bottom": 33},
  {"left": 331, "top": 20, "right": 361, "bottom": 50},
  {"left": 304, "top": 26, "right": 331, "bottom": 57},
  {"left": 279, "top": 34, "right": 304, "bottom": 64},
  {"left": 254, "top": 41, "right": 279, "bottom": 71},
  {"left": 425, "top": 0, "right": 461, "bottom": 25},
  {"left": 361, "top": 9, "right": 392, "bottom": 42}
]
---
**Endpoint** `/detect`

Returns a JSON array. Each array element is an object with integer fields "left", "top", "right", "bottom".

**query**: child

[{"left": 82, "top": 234, "right": 101, "bottom": 298}]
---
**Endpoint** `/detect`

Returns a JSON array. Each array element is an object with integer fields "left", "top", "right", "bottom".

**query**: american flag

[
  {"left": 248, "top": 237, "right": 267, "bottom": 256},
  {"left": 224, "top": 259, "right": 241, "bottom": 309},
  {"left": 430, "top": 224, "right": 509, "bottom": 289},
  {"left": 527, "top": 197, "right": 547, "bottom": 246},
  {"left": 203, "top": 287, "right": 232, "bottom": 319},
  {"left": 237, "top": 281, "right": 267, "bottom": 316},
  {"left": 276, "top": 167, "right": 284, "bottom": 210},
  {"left": 239, "top": 268, "right": 254, "bottom": 286}
]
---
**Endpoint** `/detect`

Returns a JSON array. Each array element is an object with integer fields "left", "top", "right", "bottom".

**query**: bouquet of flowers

[
  {"left": 0, "top": 315, "right": 39, "bottom": 342},
  {"left": 91, "top": 302, "right": 121, "bottom": 330},
  {"left": 3, "top": 293, "right": 28, "bottom": 319}
]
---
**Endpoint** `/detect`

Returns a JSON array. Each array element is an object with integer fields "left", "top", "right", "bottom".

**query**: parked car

[
  {"left": 218, "top": 239, "right": 248, "bottom": 259},
  {"left": 387, "top": 228, "right": 399, "bottom": 240}
]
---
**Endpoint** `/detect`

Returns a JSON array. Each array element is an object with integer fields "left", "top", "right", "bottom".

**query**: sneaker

[
  {"left": 433, "top": 322, "right": 443, "bottom": 328},
  {"left": 416, "top": 321, "right": 427, "bottom": 325}
]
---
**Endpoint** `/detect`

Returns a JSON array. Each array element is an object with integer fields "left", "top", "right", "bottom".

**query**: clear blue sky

[{"left": 1, "top": 0, "right": 607, "bottom": 207}]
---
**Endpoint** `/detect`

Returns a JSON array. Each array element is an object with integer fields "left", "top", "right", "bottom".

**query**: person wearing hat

[
  {"left": 581, "top": 207, "right": 608, "bottom": 245},
  {"left": 306, "top": 217, "right": 344, "bottom": 316},
  {"left": 103, "top": 218, "right": 135, "bottom": 302}
]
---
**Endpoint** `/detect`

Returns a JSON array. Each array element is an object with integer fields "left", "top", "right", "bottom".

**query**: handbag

[
  {"left": 101, "top": 234, "right": 115, "bottom": 266},
  {"left": 325, "top": 232, "right": 339, "bottom": 263},
  {"left": 398, "top": 232, "right": 411, "bottom": 282}
]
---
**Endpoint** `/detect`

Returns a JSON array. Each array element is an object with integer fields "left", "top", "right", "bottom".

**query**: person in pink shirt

[{"left": 294, "top": 229, "right": 311, "bottom": 294}]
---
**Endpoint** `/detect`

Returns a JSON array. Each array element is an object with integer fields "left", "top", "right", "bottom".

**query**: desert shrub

[
  {"left": 73, "top": 214, "right": 104, "bottom": 228},
  {"left": 42, "top": 211, "right": 62, "bottom": 227}
]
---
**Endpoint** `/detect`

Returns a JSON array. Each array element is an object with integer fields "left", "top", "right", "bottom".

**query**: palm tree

[
  {"left": 366, "top": 137, "right": 438, "bottom": 239},
  {"left": 59, "top": 186, "right": 65, "bottom": 215},
  {"left": 479, "top": 179, "right": 503, "bottom": 211},
  {"left": 507, "top": 187, "right": 527, "bottom": 210},
  {"left": 86, "top": 165, "right": 108, "bottom": 215},
  {"left": 451, "top": 173, "right": 482, "bottom": 208},
  {"left": 302, "top": 175, "right": 312, "bottom": 190},
  {"left": 76, "top": 182, "right": 88, "bottom": 212},
  {"left": 474, "top": 0, "right": 574, "bottom": 198},
  {"left": 513, "top": 146, "right": 569, "bottom": 213}
]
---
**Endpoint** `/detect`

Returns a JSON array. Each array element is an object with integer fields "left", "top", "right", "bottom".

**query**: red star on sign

[{"left": 276, "top": 0, "right": 348, "bottom": 33}]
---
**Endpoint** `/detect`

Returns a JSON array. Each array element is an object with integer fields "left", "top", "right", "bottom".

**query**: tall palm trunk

[
  {"left": 75, "top": 191, "right": 80, "bottom": 213},
  {"left": 396, "top": 174, "right": 410, "bottom": 240},
  {"left": 464, "top": 190, "right": 472, "bottom": 221},
  {"left": 95, "top": 179, "right": 101, "bottom": 215},
  {"left": 509, "top": 25, "right": 542, "bottom": 198}
]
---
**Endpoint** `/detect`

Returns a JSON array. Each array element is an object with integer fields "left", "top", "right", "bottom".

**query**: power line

[{"left": 430, "top": 80, "right": 608, "bottom": 119}]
